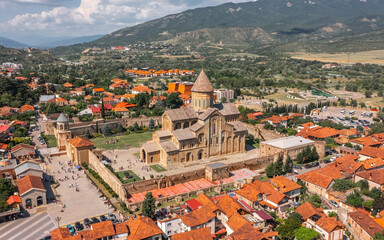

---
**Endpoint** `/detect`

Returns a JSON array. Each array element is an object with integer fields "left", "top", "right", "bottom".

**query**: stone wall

[
  {"left": 123, "top": 155, "right": 273, "bottom": 196},
  {"left": 44, "top": 116, "right": 161, "bottom": 137},
  {"left": 88, "top": 150, "right": 127, "bottom": 201}
]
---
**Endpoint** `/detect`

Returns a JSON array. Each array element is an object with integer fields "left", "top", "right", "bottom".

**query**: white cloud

[{"left": 2, "top": 0, "right": 249, "bottom": 37}]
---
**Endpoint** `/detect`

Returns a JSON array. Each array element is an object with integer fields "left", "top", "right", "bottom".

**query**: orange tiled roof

[
  {"left": 91, "top": 221, "right": 115, "bottom": 239},
  {"left": 17, "top": 175, "right": 45, "bottom": 195},
  {"left": 356, "top": 169, "right": 384, "bottom": 185},
  {"left": 7, "top": 195, "right": 22, "bottom": 205},
  {"left": 338, "top": 128, "right": 358, "bottom": 137},
  {"left": 350, "top": 136, "right": 382, "bottom": 146},
  {"left": 50, "top": 228, "right": 81, "bottom": 240},
  {"left": 68, "top": 136, "right": 94, "bottom": 148},
  {"left": 297, "top": 171, "right": 334, "bottom": 189},
  {"left": 348, "top": 209, "right": 384, "bottom": 237},
  {"left": 196, "top": 193, "right": 221, "bottom": 213},
  {"left": 266, "top": 191, "right": 287, "bottom": 204},
  {"left": 295, "top": 202, "right": 324, "bottom": 220},
  {"left": 172, "top": 227, "right": 212, "bottom": 240},
  {"left": 126, "top": 217, "right": 163, "bottom": 240},
  {"left": 373, "top": 133, "right": 384, "bottom": 142},
  {"left": 122, "top": 93, "right": 136, "bottom": 99},
  {"left": 229, "top": 223, "right": 270, "bottom": 240},
  {"left": 84, "top": 95, "right": 92, "bottom": 100},
  {"left": 20, "top": 104, "right": 34, "bottom": 113},
  {"left": 332, "top": 154, "right": 361, "bottom": 174},
  {"left": 216, "top": 195, "right": 247, "bottom": 217},
  {"left": 63, "top": 82, "right": 74, "bottom": 88},
  {"left": 227, "top": 212, "right": 252, "bottom": 232},
  {"left": 360, "top": 146, "right": 384, "bottom": 158},
  {"left": 150, "top": 95, "right": 166, "bottom": 101},
  {"left": 131, "top": 85, "right": 156, "bottom": 93},
  {"left": 269, "top": 175, "right": 301, "bottom": 194},
  {"left": 362, "top": 158, "right": 384, "bottom": 170},
  {"left": 298, "top": 127, "right": 339, "bottom": 139},
  {"left": 262, "top": 115, "right": 293, "bottom": 124},
  {"left": 259, "top": 200, "right": 277, "bottom": 210},
  {"left": 180, "top": 206, "right": 215, "bottom": 227},
  {"left": 316, "top": 216, "right": 344, "bottom": 233},
  {"left": 93, "top": 88, "right": 105, "bottom": 92},
  {"left": 47, "top": 97, "right": 68, "bottom": 103}
]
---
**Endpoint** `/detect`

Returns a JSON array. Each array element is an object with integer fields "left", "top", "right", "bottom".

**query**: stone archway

[
  {"left": 141, "top": 149, "right": 146, "bottom": 162},
  {"left": 37, "top": 196, "right": 44, "bottom": 206},
  {"left": 198, "top": 150, "right": 203, "bottom": 160}
]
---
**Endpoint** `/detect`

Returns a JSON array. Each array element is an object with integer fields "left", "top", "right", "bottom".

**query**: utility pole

[{"left": 55, "top": 216, "right": 61, "bottom": 227}]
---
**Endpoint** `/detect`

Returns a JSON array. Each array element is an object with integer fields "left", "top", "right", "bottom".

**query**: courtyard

[
  {"left": 90, "top": 132, "right": 153, "bottom": 150},
  {"left": 43, "top": 155, "right": 113, "bottom": 226}
]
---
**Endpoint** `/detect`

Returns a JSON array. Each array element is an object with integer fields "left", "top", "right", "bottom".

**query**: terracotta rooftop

[
  {"left": 361, "top": 158, "right": 384, "bottom": 170},
  {"left": 298, "top": 127, "right": 340, "bottom": 139},
  {"left": 295, "top": 202, "right": 324, "bottom": 221},
  {"left": 91, "top": 221, "right": 115, "bottom": 238},
  {"left": 226, "top": 212, "right": 252, "bottom": 232},
  {"left": 297, "top": 171, "right": 334, "bottom": 189},
  {"left": 68, "top": 136, "right": 95, "bottom": 148},
  {"left": 195, "top": 193, "right": 221, "bottom": 213},
  {"left": 126, "top": 217, "right": 163, "bottom": 240},
  {"left": 269, "top": 176, "right": 301, "bottom": 194},
  {"left": 216, "top": 194, "right": 248, "bottom": 217},
  {"left": 172, "top": 227, "right": 212, "bottom": 240},
  {"left": 180, "top": 206, "right": 215, "bottom": 227},
  {"left": 348, "top": 209, "right": 384, "bottom": 237},
  {"left": 356, "top": 168, "right": 384, "bottom": 185},
  {"left": 262, "top": 115, "right": 293, "bottom": 124},
  {"left": 229, "top": 223, "right": 270, "bottom": 240},
  {"left": 316, "top": 216, "right": 344, "bottom": 233},
  {"left": 338, "top": 128, "right": 358, "bottom": 137},
  {"left": 360, "top": 146, "right": 384, "bottom": 158},
  {"left": 17, "top": 174, "right": 45, "bottom": 195},
  {"left": 350, "top": 136, "right": 382, "bottom": 146},
  {"left": 191, "top": 70, "right": 213, "bottom": 93}
]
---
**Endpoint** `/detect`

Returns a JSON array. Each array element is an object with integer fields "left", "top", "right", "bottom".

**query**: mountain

[
  {"left": 30, "top": 35, "right": 103, "bottom": 48},
  {"left": 0, "top": 45, "right": 58, "bottom": 65},
  {"left": 54, "top": 0, "right": 384, "bottom": 54},
  {"left": 0, "top": 37, "right": 28, "bottom": 49}
]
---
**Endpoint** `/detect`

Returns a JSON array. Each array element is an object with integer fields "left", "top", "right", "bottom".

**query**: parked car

[
  {"left": 304, "top": 164, "right": 312, "bottom": 169},
  {"left": 311, "top": 162, "right": 319, "bottom": 167},
  {"left": 84, "top": 218, "right": 91, "bottom": 227},
  {"left": 329, "top": 200, "right": 339, "bottom": 208},
  {"left": 330, "top": 156, "right": 336, "bottom": 162},
  {"left": 100, "top": 215, "right": 107, "bottom": 221},
  {"left": 324, "top": 159, "right": 331, "bottom": 164},
  {"left": 67, "top": 225, "right": 75, "bottom": 235},
  {"left": 108, "top": 212, "right": 117, "bottom": 222},
  {"left": 91, "top": 217, "right": 100, "bottom": 223},
  {"left": 293, "top": 165, "right": 302, "bottom": 170},
  {"left": 40, "top": 236, "right": 51, "bottom": 240},
  {"left": 75, "top": 222, "right": 84, "bottom": 231}
]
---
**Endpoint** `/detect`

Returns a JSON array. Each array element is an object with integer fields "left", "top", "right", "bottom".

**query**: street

[{"left": 0, "top": 212, "right": 55, "bottom": 240}]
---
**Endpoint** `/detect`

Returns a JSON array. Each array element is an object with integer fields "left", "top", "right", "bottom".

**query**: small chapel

[{"left": 140, "top": 70, "right": 246, "bottom": 166}]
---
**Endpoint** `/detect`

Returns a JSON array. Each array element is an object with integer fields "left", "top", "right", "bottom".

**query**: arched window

[
  {"left": 175, "top": 123, "right": 181, "bottom": 130},
  {"left": 141, "top": 149, "right": 146, "bottom": 161},
  {"left": 183, "top": 122, "right": 189, "bottom": 128},
  {"left": 186, "top": 152, "right": 191, "bottom": 162},
  {"left": 212, "top": 121, "right": 216, "bottom": 135},
  {"left": 198, "top": 134, "right": 204, "bottom": 145},
  {"left": 37, "top": 196, "right": 44, "bottom": 206},
  {"left": 198, "top": 150, "right": 203, "bottom": 160}
]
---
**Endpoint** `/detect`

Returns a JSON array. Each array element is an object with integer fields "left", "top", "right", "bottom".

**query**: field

[
  {"left": 290, "top": 50, "right": 384, "bottom": 65},
  {"left": 150, "top": 164, "right": 167, "bottom": 173},
  {"left": 91, "top": 132, "right": 153, "bottom": 150},
  {"left": 44, "top": 135, "right": 57, "bottom": 148}
]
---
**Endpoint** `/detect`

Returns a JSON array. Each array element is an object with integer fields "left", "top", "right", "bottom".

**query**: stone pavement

[{"left": 43, "top": 155, "right": 113, "bottom": 226}]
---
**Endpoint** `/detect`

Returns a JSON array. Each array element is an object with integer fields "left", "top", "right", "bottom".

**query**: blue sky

[{"left": 0, "top": 0, "right": 248, "bottom": 43}]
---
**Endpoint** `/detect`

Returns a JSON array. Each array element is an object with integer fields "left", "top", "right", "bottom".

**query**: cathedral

[{"left": 140, "top": 70, "right": 247, "bottom": 167}]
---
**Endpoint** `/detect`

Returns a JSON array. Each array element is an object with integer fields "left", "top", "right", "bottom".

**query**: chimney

[{"left": 370, "top": 173, "right": 373, "bottom": 179}]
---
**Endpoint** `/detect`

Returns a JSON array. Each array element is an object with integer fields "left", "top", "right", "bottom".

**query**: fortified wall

[{"left": 45, "top": 116, "right": 161, "bottom": 136}]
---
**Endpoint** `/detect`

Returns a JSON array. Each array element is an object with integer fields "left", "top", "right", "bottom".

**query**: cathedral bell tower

[
  {"left": 191, "top": 70, "right": 214, "bottom": 111},
  {"left": 56, "top": 113, "right": 72, "bottom": 151}
]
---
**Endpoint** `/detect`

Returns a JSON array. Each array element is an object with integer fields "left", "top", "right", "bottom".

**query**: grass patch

[
  {"left": 44, "top": 135, "right": 57, "bottom": 148},
  {"left": 116, "top": 170, "right": 141, "bottom": 184},
  {"left": 91, "top": 132, "right": 153, "bottom": 150},
  {"left": 150, "top": 164, "right": 167, "bottom": 173}
]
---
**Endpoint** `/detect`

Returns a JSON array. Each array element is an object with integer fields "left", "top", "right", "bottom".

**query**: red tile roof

[
  {"left": 356, "top": 169, "right": 384, "bottom": 185},
  {"left": 350, "top": 136, "right": 382, "bottom": 146},
  {"left": 17, "top": 175, "right": 45, "bottom": 195},
  {"left": 269, "top": 175, "right": 301, "bottom": 194},
  {"left": 68, "top": 136, "right": 94, "bottom": 148},
  {"left": 172, "top": 227, "right": 212, "bottom": 240},
  {"left": 126, "top": 217, "right": 163, "bottom": 240},
  {"left": 7, "top": 195, "right": 22, "bottom": 205},
  {"left": 349, "top": 209, "right": 384, "bottom": 237},
  {"left": 360, "top": 146, "right": 384, "bottom": 158}
]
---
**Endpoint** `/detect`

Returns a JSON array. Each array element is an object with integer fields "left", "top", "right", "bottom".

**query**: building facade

[{"left": 140, "top": 70, "right": 246, "bottom": 167}]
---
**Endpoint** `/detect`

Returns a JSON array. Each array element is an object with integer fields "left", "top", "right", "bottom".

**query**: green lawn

[
  {"left": 44, "top": 135, "right": 57, "bottom": 148},
  {"left": 150, "top": 164, "right": 167, "bottom": 173},
  {"left": 116, "top": 170, "right": 141, "bottom": 183},
  {"left": 91, "top": 132, "right": 153, "bottom": 150}
]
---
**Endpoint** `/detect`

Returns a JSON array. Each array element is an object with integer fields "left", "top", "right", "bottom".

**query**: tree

[
  {"left": 373, "top": 196, "right": 384, "bottom": 216},
  {"left": 374, "top": 230, "right": 384, "bottom": 240},
  {"left": 85, "top": 129, "right": 91, "bottom": 139},
  {"left": 277, "top": 214, "right": 302, "bottom": 240},
  {"left": 117, "top": 124, "right": 125, "bottom": 133},
  {"left": 294, "top": 227, "right": 320, "bottom": 240},
  {"left": 357, "top": 180, "right": 369, "bottom": 190},
  {"left": 275, "top": 156, "right": 284, "bottom": 176},
  {"left": 332, "top": 179, "right": 356, "bottom": 191},
  {"left": 346, "top": 190, "right": 363, "bottom": 207},
  {"left": 148, "top": 118, "right": 155, "bottom": 130},
  {"left": 284, "top": 155, "right": 293, "bottom": 173},
  {"left": 133, "top": 122, "right": 140, "bottom": 131},
  {"left": 102, "top": 125, "right": 112, "bottom": 136},
  {"left": 0, "top": 200, "right": 8, "bottom": 212},
  {"left": 101, "top": 97, "right": 105, "bottom": 119},
  {"left": 265, "top": 162, "right": 276, "bottom": 178},
  {"left": 134, "top": 93, "right": 150, "bottom": 108},
  {"left": 165, "top": 92, "right": 183, "bottom": 109},
  {"left": 142, "top": 192, "right": 156, "bottom": 219},
  {"left": 365, "top": 90, "right": 373, "bottom": 98},
  {"left": 309, "top": 194, "right": 322, "bottom": 208}
]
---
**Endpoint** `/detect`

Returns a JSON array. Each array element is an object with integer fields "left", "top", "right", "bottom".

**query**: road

[{"left": 0, "top": 212, "right": 55, "bottom": 240}]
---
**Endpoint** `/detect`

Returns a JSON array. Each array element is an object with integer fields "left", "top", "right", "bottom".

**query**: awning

[{"left": 75, "top": 165, "right": 81, "bottom": 169}]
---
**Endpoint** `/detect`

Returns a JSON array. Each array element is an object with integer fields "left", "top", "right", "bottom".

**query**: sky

[{"left": 0, "top": 0, "right": 249, "bottom": 43}]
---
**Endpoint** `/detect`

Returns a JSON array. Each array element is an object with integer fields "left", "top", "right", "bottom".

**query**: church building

[{"left": 140, "top": 70, "right": 246, "bottom": 167}]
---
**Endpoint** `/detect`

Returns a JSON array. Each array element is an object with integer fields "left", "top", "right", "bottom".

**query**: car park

[
  {"left": 304, "top": 164, "right": 312, "bottom": 169},
  {"left": 311, "top": 162, "right": 319, "bottom": 167},
  {"left": 84, "top": 218, "right": 91, "bottom": 227},
  {"left": 329, "top": 200, "right": 339, "bottom": 208},
  {"left": 75, "top": 222, "right": 84, "bottom": 231},
  {"left": 67, "top": 225, "right": 75, "bottom": 235},
  {"left": 324, "top": 159, "right": 330, "bottom": 164},
  {"left": 293, "top": 165, "right": 302, "bottom": 170}
]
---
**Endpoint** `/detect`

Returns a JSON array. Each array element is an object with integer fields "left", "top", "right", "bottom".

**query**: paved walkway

[
  {"left": 43, "top": 155, "right": 113, "bottom": 226},
  {"left": 0, "top": 212, "right": 54, "bottom": 240}
]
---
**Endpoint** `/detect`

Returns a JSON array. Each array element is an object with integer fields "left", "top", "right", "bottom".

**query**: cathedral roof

[
  {"left": 215, "top": 103, "right": 240, "bottom": 116},
  {"left": 229, "top": 121, "right": 247, "bottom": 133},
  {"left": 166, "top": 107, "right": 197, "bottom": 122},
  {"left": 142, "top": 142, "right": 160, "bottom": 153},
  {"left": 191, "top": 70, "right": 214, "bottom": 93},
  {"left": 160, "top": 141, "right": 179, "bottom": 153},
  {"left": 173, "top": 129, "right": 196, "bottom": 141},
  {"left": 189, "top": 123, "right": 204, "bottom": 132},
  {"left": 198, "top": 108, "right": 218, "bottom": 121}
]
